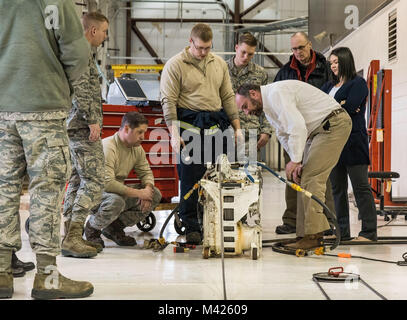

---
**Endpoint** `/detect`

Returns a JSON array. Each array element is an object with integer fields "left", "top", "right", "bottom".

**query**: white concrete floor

[{"left": 11, "top": 171, "right": 407, "bottom": 300}]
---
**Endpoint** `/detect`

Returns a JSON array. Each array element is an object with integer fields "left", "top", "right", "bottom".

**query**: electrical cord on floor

[
  {"left": 377, "top": 218, "right": 395, "bottom": 229},
  {"left": 244, "top": 162, "right": 341, "bottom": 251},
  {"left": 378, "top": 222, "right": 407, "bottom": 228},
  {"left": 377, "top": 215, "right": 407, "bottom": 228},
  {"left": 158, "top": 183, "right": 200, "bottom": 243},
  {"left": 323, "top": 251, "right": 407, "bottom": 266}
]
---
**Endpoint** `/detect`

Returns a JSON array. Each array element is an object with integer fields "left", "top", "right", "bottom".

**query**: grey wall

[{"left": 309, "top": 0, "right": 393, "bottom": 52}]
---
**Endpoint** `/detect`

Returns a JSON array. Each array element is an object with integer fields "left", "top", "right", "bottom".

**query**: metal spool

[{"left": 313, "top": 272, "right": 360, "bottom": 282}]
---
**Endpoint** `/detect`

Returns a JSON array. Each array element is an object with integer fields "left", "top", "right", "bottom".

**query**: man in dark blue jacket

[{"left": 273, "top": 32, "right": 331, "bottom": 235}]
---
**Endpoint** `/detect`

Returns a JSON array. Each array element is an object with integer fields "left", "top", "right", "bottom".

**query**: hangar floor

[{"left": 10, "top": 171, "right": 407, "bottom": 300}]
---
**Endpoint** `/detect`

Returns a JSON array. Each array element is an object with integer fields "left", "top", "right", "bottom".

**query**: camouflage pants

[
  {"left": 63, "top": 138, "right": 104, "bottom": 224},
  {"left": 88, "top": 184, "right": 162, "bottom": 230},
  {"left": 243, "top": 129, "right": 260, "bottom": 162},
  {"left": 0, "top": 119, "right": 70, "bottom": 256}
]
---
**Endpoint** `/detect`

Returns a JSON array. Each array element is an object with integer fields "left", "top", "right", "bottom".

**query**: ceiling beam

[
  {"left": 234, "top": 0, "right": 240, "bottom": 24},
  {"left": 229, "top": 1, "right": 282, "bottom": 68},
  {"left": 126, "top": 2, "right": 132, "bottom": 64},
  {"left": 215, "top": 0, "right": 234, "bottom": 18},
  {"left": 257, "top": 42, "right": 283, "bottom": 68},
  {"left": 131, "top": 18, "right": 278, "bottom": 24},
  {"left": 240, "top": 0, "right": 266, "bottom": 18},
  {"left": 131, "top": 22, "right": 164, "bottom": 65}
]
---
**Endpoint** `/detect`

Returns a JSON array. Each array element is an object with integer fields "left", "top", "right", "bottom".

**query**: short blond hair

[
  {"left": 82, "top": 12, "right": 109, "bottom": 30},
  {"left": 190, "top": 23, "right": 213, "bottom": 42}
]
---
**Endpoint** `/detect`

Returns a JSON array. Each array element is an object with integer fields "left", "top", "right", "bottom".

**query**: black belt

[{"left": 323, "top": 108, "right": 345, "bottom": 122}]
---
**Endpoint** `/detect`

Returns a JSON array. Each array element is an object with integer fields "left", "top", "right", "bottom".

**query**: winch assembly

[{"left": 199, "top": 155, "right": 263, "bottom": 260}]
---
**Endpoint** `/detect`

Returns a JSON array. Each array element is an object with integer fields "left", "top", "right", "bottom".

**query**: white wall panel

[{"left": 327, "top": 0, "right": 407, "bottom": 198}]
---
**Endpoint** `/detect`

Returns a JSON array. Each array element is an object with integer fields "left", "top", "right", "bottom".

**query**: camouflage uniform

[
  {"left": 88, "top": 184, "right": 162, "bottom": 230},
  {"left": 226, "top": 57, "right": 273, "bottom": 158},
  {"left": 0, "top": 111, "right": 70, "bottom": 256},
  {"left": 63, "top": 53, "right": 105, "bottom": 224}
]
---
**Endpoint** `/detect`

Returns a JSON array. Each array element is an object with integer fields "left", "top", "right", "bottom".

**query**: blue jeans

[{"left": 177, "top": 130, "right": 232, "bottom": 234}]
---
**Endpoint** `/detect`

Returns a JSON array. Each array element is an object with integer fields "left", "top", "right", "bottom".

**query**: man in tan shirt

[
  {"left": 84, "top": 112, "right": 162, "bottom": 247},
  {"left": 160, "top": 23, "right": 242, "bottom": 244}
]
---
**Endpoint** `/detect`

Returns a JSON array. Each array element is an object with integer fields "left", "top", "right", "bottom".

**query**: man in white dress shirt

[{"left": 235, "top": 80, "right": 352, "bottom": 250}]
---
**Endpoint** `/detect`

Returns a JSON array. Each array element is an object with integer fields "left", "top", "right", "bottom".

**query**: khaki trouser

[
  {"left": 282, "top": 153, "right": 336, "bottom": 229},
  {"left": 282, "top": 150, "right": 298, "bottom": 227},
  {"left": 296, "top": 110, "right": 352, "bottom": 236}
]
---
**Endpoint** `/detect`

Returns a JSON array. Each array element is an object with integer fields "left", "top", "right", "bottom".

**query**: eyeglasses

[
  {"left": 191, "top": 39, "right": 213, "bottom": 52},
  {"left": 291, "top": 42, "right": 309, "bottom": 52}
]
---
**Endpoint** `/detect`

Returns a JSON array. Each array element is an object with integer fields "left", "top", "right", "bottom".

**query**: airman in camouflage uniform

[
  {"left": 61, "top": 12, "right": 109, "bottom": 258},
  {"left": 0, "top": 0, "right": 93, "bottom": 300},
  {"left": 0, "top": 111, "right": 70, "bottom": 257},
  {"left": 226, "top": 33, "right": 273, "bottom": 161}
]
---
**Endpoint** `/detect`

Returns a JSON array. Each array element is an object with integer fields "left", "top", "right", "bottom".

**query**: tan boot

[
  {"left": 61, "top": 221, "right": 97, "bottom": 258},
  {"left": 0, "top": 249, "right": 13, "bottom": 299},
  {"left": 63, "top": 219, "right": 70, "bottom": 242},
  {"left": 84, "top": 238, "right": 103, "bottom": 253},
  {"left": 351, "top": 236, "right": 372, "bottom": 242},
  {"left": 286, "top": 232, "right": 324, "bottom": 250},
  {"left": 65, "top": 219, "right": 103, "bottom": 253},
  {"left": 31, "top": 254, "right": 93, "bottom": 299},
  {"left": 0, "top": 273, "right": 13, "bottom": 299}
]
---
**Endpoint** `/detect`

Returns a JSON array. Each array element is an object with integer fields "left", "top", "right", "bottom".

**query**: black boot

[
  {"left": 12, "top": 267, "right": 25, "bottom": 278},
  {"left": 102, "top": 219, "right": 137, "bottom": 246},
  {"left": 12, "top": 252, "right": 35, "bottom": 272},
  {"left": 275, "top": 224, "right": 296, "bottom": 234},
  {"left": 186, "top": 231, "right": 202, "bottom": 245}
]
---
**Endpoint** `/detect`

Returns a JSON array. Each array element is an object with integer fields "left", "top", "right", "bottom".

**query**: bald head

[
  {"left": 291, "top": 32, "right": 310, "bottom": 42},
  {"left": 290, "top": 32, "right": 312, "bottom": 66}
]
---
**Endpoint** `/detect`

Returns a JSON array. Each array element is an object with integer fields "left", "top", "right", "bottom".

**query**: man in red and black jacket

[
  {"left": 273, "top": 32, "right": 331, "bottom": 235},
  {"left": 274, "top": 32, "right": 329, "bottom": 88}
]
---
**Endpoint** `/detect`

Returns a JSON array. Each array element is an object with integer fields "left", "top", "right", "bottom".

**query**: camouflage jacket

[
  {"left": 0, "top": 111, "right": 67, "bottom": 121},
  {"left": 67, "top": 53, "right": 103, "bottom": 134},
  {"left": 226, "top": 57, "right": 272, "bottom": 137},
  {"left": 238, "top": 110, "right": 273, "bottom": 139},
  {"left": 226, "top": 57, "right": 269, "bottom": 92}
]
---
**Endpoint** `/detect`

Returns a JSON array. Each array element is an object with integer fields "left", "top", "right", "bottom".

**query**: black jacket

[
  {"left": 274, "top": 50, "right": 329, "bottom": 89},
  {"left": 177, "top": 108, "right": 230, "bottom": 131},
  {"left": 321, "top": 76, "right": 370, "bottom": 166}
]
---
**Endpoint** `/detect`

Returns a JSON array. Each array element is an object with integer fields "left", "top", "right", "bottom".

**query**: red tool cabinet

[{"left": 102, "top": 104, "right": 178, "bottom": 203}]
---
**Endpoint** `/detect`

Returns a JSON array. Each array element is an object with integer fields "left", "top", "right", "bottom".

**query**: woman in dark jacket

[{"left": 321, "top": 47, "right": 377, "bottom": 241}]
